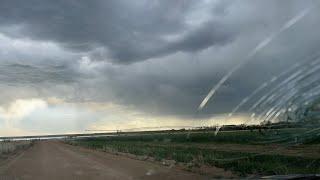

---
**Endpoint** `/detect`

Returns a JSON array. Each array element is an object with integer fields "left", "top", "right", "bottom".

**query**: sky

[{"left": 0, "top": 0, "right": 320, "bottom": 136}]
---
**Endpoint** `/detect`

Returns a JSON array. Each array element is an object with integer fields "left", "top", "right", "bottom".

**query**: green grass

[
  {"left": 68, "top": 128, "right": 320, "bottom": 177},
  {"left": 77, "top": 128, "right": 310, "bottom": 145},
  {"left": 72, "top": 140, "right": 320, "bottom": 176}
]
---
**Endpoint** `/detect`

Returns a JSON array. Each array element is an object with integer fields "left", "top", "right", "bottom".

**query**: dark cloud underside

[{"left": 0, "top": 0, "right": 319, "bottom": 119}]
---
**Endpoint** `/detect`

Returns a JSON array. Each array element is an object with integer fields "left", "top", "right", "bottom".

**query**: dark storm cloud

[
  {"left": 84, "top": 0, "right": 320, "bottom": 118},
  {"left": 0, "top": 63, "right": 78, "bottom": 85},
  {"left": 164, "top": 21, "right": 235, "bottom": 53},
  {"left": 0, "top": 0, "right": 234, "bottom": 63},
  {"left": 0, "top": 0, "right": 319, "bottom": 120}
]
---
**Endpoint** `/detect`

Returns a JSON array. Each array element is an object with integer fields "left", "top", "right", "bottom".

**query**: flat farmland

[{"left": 69, "top": 128, "right": 320, "bottom": 177}]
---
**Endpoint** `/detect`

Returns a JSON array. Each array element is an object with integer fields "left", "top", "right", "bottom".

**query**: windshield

[{"left": 0, "top": 0, "right": 319, "bottom": 179}]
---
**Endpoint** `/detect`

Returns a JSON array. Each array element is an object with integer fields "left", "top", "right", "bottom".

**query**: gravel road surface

[{"left": 0, "top": 141, "right": 207, "bottom": 180}]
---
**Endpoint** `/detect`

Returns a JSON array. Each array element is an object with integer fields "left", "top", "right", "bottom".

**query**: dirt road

[{"left": 0, "top": 141, "right": 207, "bottom": 180}]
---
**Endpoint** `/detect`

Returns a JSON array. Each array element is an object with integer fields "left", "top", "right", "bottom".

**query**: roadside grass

[
  {"left": 76, "top": 128, "right": 308, "bottom": 145},
  {"left": 73, "top": 140, "right": 320, "bottom": 176},
  {"left": 304, "top": 135, "right": 320, "bottom": 144},
  {"left": 0, "top": 141, "right": 32, "bottom": 155},
  {"left": 69, "top": 130, "right": 320, "bottom": 176}
]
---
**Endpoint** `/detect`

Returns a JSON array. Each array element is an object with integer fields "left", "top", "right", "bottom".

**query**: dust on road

[{"left": 0, "top": 141, "right": 207, "bottom": 180}]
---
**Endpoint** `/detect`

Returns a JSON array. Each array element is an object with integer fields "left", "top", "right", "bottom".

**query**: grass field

[{"left": 68, "top": 128, "right": 320, "bottom": 177}]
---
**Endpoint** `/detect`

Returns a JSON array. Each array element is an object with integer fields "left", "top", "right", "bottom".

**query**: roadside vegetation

[
  {"left": 0, "top": 140, "right": 33, "bottom": 156},
  {"left": 67, "top": 127, "right": 320, "bottom": 177}
]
